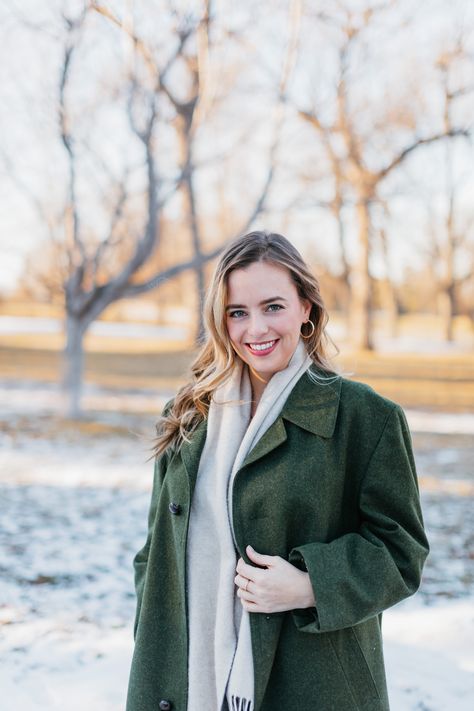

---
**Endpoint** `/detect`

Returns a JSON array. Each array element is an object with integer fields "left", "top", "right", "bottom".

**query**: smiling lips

[{"left": 245, "top": 339, "right": 279, "bottom": 356}]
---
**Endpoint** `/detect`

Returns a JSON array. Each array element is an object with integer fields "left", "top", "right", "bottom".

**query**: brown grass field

[{"left": 0, "top": 337, "right": 473, "bottom": 411}]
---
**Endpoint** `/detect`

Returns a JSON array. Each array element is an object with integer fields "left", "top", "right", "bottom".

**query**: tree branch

[
  {"left": 376, "top": 129, "right": 470, "bottom": 181},
  {"left": 122, "top": 251, "right": 221, "bottom": 297},
  {"left": 91, "top": 2, "right": 192, "bottom": 105},
  {"left": 59, "top": 10, "right": 88, "bottom": 265}
]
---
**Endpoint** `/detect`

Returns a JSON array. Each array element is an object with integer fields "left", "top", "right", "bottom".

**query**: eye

[
  {"left": 228, "top": 309, "right": 246, "bottom": 319},
  {"left": 266, "top": 303, "right": 283, "bottom": 312}
]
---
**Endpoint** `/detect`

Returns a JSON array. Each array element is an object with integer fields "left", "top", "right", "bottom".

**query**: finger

[
  {"left": 237, "top": 587, "right": 258, "bottom": 604},
  {"left": 236, "top": 558, "right": 263, "bottom": 580},
  {"left": 240, "top": 598, "right": 262, "bottom": 612},
  {"left": 234, "top": 573, "right": 251, "bottom": 589},
  {"left": 246, "top": 544, "right": 277, "bottom": 567}
]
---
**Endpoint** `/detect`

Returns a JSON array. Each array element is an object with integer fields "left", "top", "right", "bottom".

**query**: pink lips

[{"left": 245, "top": 339, "right": 279, "bottom": 357}]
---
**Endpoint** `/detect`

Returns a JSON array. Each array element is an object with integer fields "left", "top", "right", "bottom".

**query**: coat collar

[
  {"left": 180, "top": 366, "right": 341, "bottom": 481},
  {"left": 279, "top": 365, "right": 341, "bottom": 437},
  {"left": 240, "top": 366, "right": 341, "bottom": 469}
]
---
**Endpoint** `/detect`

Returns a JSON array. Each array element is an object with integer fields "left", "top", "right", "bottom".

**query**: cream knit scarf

[{"left": 186, "top": 339, "right": 312, "bottom": 711}]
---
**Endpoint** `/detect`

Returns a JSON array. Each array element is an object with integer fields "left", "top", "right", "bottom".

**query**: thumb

[{"left": 246, "top": 544, "right": 274, "bottom": 567}]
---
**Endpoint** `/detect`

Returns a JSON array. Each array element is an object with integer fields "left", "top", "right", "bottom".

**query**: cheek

[
  {"left": 281, "top": 311, "right": 302, "bottom": 335},
  {"left": 226, "top": 318, "right": 240, "bottom": 343}
]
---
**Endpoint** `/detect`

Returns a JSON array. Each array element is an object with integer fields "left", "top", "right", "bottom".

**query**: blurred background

[{"left": 0, "top": 1, "right": 473, "bottom": 709}]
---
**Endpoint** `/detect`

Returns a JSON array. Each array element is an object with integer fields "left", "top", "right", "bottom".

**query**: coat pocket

[{"left": 328, "top": 626, "right": 380, "bottom": 708}]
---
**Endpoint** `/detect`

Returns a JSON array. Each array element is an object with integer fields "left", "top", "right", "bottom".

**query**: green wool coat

[{"left": 126, "top": 369, "right": 429, "bottom": 711}]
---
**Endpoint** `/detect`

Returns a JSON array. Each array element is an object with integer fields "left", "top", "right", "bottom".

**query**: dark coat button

[
  {"left": 159, "top": 701, "right": 172, "bottom": 711},
  {"left": 168, "top": 502, "right": 181, "bottom": 515}
]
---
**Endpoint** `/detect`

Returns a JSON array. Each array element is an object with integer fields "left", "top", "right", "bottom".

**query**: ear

[{"left": 301, "top": 298, "right": 312, "bottom": 321}]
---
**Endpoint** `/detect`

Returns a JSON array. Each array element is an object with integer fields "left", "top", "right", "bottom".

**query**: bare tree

[
  {"left": 296, "top": 2, "right": 468, "bottom": 350},
  {"left": 434, "top": 41, "right": 474, "bottom": 341},
  {"left": 50, "top": 1, "right": 286, "bottom": 416},
  {"left": 55, "top": 6, "right": 209, "bottom": 415},
  {"left": 92, "top": 0, "right": 300, "bottom": 339}
]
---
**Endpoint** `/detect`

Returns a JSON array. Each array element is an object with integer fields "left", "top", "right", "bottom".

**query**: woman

[{"left": 126, "top": 231, "right": 429, "bottom": 711}]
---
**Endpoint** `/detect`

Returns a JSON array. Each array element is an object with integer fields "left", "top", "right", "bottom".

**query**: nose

[{"left": 247, "top": 312, "right": 269, "bottom": 339}]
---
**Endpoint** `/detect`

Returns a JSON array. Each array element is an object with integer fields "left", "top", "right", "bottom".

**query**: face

[{"left": 225, "top": 260, "right": 311, "bottom": 383}]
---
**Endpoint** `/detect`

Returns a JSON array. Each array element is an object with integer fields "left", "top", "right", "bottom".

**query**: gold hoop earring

[{"left": 301, "top": 320, "right": 315, "bottom": 339}]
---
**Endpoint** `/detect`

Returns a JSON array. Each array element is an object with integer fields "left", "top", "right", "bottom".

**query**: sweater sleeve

[
  {"left": 132, "top": 400, "right": 173, "bottom": 639},
  {"left": 288, "top": 404, "right": 430, "bottom": 633}
]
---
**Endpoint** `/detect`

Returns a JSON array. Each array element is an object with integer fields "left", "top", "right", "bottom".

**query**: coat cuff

[{"left": 288, "top": 546, "right": 322, "bottom": 633}]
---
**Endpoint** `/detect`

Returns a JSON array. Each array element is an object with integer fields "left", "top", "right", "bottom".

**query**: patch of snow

[
  {"left": 0, "top": 315, "right": 187, "bottom": 340},
  {"left": 0, "top": 414, "right": 472, "bottom": 709},
  {"left": 384, "top": 598, "right": 474, "bottom": 710},
  {"left": 0, "top": 380, "right": 172, "bottom": 416},
  {"left": 405, "top": 410, "right": 474, "bottom": 435}
]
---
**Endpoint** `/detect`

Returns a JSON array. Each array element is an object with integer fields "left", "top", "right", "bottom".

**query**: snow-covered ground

[
  {"left": 0, "top": 405, "right": 473, "bottom": 710},
  {"left": 0, "top": 315, "right": 187, "bottom": 340}
]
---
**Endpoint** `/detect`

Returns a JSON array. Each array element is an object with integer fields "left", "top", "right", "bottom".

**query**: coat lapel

[
  {"left": 279, "top": 366, "right": 341, "bottom": 437},
  {"left": 241, "top": 367, "right": 342, "bottom": 470}
]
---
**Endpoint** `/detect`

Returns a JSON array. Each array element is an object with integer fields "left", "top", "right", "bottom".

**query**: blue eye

[
  {"left": 228, "top": 304, "right": 283, "bottom": 318},
  {"left": 229, "top": 310, "right": 246, "bottom": 318}
]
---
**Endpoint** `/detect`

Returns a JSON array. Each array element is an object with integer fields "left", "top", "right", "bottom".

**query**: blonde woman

[{"left": 126, "top": 231, "right": 429, "bottom": 711}]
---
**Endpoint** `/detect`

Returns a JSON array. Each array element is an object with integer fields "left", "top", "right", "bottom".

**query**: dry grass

[
  {"left": 0, "top": 346, "right": 190, "bottom": 392},
  {"left": 337, "top": 351, "right": 474, "bottom": 410},
  {"left": 0, "top": 340, "right": 473, "bottom": 411}
]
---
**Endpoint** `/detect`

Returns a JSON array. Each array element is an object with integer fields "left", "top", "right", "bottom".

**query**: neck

[{"left": 249, "top": 370, "right": 269, "bottom": 412}]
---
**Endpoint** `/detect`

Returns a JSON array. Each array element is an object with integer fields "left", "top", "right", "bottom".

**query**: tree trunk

[
  {"left": 438, "top": 288, "right": 455, "bottom": 342},
  {"left": 385, "top": 280, "right": 400, "bottom": 339},
  {"left": 186, "top": 174, "right": 206, "bottom": 343},
  {"left": 334, "top": 204, "right": 352, "bottom": 336},
  {"left": 350, "top": 199, "right": 373, "bottom": 350},
  {"left": 379, "top": 228, "right": 399, "bottom": 339},
  {"left": 177, "top": 112, "right": 206, "bottom": 345},
  {"left": 440, "top": 201, "right": 455, "bottom": 342},
  {"left": 62, "top": 314, "right": 87, "bottom": 418}
]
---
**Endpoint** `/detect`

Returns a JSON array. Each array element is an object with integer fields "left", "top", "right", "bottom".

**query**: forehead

[{"left": 226, "top": 261, "right": 296, "bottom": 301}]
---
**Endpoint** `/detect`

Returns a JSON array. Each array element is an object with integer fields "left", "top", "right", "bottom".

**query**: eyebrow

[{"left": 225, "top": 296, "right": 288, "bottom": 311}]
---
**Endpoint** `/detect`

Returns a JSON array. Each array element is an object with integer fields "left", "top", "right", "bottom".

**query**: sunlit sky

[{"left": 0, "top": 0, "right": 473, "bottom": 295}]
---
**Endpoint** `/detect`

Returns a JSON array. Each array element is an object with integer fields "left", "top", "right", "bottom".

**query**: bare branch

[
  {"left": 279, "top": 0, "right": 302, "bottom": 100},
  {"left": 226, "top": 4, "right": 302, "bottom": 241},
  {"left": 193, "top": 0, "right": 214, "bottom": 127},
  {"left": 376, "top": 129, "right": 470, "bottom": 181},
  {"left": 90, "top": 177, "right": 129, "bottom": 284},
  {"left": 123, "top": 252, "right": 220, "bottom": 297},
  {"left": 91, "top": 2, "right": 192, "bottom": 105},
  {"left": 298, "top": 108, "right": 328, "bottom": 134},
  {"left": 58, "top": 9, "right": 88, "bottom": 265},
  {"left": 122, "top": 125, "right": 278, "bottom": 299}
]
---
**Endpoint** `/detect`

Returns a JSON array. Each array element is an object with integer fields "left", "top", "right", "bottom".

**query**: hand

[{"left": 234, "top": 544, "right": 316, "bottom": 614}]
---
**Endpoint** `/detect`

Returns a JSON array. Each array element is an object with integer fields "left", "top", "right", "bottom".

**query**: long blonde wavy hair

[{"left": 153, "top": 230, "right": 337, "bottom": 458}]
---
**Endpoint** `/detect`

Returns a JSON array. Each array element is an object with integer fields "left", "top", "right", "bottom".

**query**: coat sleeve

[
  {"left": 288, "top": 404, "right": 430, "bottom": 633},
  {"left": 132, "top": 400, "right": 173, "bottom": 639}
]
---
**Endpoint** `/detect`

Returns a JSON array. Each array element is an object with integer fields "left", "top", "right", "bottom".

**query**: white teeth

[{"left": 248, "top": 340, "right": 275, "bottom": 351}]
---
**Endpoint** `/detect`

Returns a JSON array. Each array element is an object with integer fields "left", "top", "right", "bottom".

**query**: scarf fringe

[{"left": 231, "top": 696, "right": 253, "bottom": 711}]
